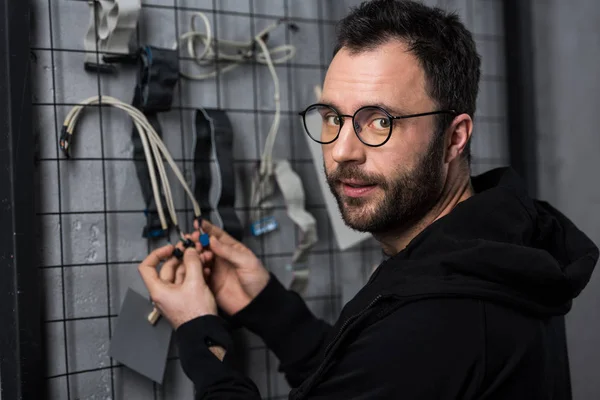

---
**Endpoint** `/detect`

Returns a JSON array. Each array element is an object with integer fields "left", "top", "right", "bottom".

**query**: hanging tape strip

[
  {"left": 250, "top": 160, "right": 318, "bottom": 294},
  {"left": 210, "top": 109, "right": 244, "bottom": 242},
  {"left": 194, "top": 108, "right": 244, "bottom": 241},
  {"left": 129, "top": 46, "right": 180, "bottom": 239},
  {"left": 84, "top": 0, "right": 141, "bottom": 73},
  {"left": 274, "top": 160, "right": 317, "bottom": 293},
  {"left": 193, "top": 109, "right": 213, "bottom": 218}
]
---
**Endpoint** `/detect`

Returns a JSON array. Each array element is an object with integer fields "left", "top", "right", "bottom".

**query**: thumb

[
  {"left": 183, "top": 248, "right": 206, "bottom": 284},
  {"left": 209, "top": 236, "right": 245, "bottom": 265},
  {"left": 138, "top": 244, "right": 174, "bottom": 294}
]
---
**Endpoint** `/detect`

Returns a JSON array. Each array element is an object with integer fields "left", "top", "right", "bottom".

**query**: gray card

[{"left": 109, "top": 288, "right": 172, "bottom": 384}]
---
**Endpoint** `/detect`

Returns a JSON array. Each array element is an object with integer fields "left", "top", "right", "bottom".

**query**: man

[{"left": 138, "top": 0, "right": 599, "bottom": 398}]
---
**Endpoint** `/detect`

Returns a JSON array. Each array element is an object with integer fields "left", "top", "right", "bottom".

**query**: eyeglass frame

[{"left": 298, "top": 103, "right": 458, "bottom": 147}]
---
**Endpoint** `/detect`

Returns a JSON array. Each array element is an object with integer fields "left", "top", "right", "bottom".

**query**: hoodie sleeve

[
  {"left": 175, "top": 274, "right": 334, "bottom": 397},
  {"left": 175, "top": 315, "right": 262, "bottom": 399},
  {"left": 230, "top": 273, "right": 334, "bottom": 387}
]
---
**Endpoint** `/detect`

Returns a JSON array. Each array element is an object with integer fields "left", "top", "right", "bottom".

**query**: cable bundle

[
  {"left": 60, "top": 95, "right": 201, "bottom": 241},
  {"left": 174, "top": 12, "right": 296, "bottom": 81}
]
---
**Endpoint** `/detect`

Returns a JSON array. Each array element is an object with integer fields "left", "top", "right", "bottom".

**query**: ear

[{"left": 444, "top": 114, "right": 473, "bottom": 164}]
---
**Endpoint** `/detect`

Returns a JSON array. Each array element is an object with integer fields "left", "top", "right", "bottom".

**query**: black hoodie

[{"left": 176, "top": 167, "right": 599, "bottom": 399}]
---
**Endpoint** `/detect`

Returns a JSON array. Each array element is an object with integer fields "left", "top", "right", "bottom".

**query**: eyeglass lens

[{"left": 303, "top": 105, "right": 392, "bottom": 145}]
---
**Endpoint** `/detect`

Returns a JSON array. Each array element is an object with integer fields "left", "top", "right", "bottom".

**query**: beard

[{"left": 325, "top": 134, "right": 445, "bottom": 234}]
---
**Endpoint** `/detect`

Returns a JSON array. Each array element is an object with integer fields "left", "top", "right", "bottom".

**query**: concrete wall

[{"left": 532, "top": 1, "right": 600, "bottom": 399}]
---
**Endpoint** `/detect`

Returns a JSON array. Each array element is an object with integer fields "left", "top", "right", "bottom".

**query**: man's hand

[
  {"left": 138, "top": 244, "right": 217, "bottom": 330},
  {"left": 192, "top": 219, "right": 270, "bottom": 316}
]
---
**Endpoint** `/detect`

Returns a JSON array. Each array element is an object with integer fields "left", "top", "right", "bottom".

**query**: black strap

[
  {"left": 193, "top": 109, "right": 213, "bottom": 217},
  {"left": 132, "top": 46, "right": 179, "bottom": 113},
  {"left": 129, "top": 46, "right": 180, "bottom": 239},
  {"left": 211, "top": 110, "right": 243, "bottom": 241},
  {"left": 194, "top": 108, "right": 244, "bottom": 241}
]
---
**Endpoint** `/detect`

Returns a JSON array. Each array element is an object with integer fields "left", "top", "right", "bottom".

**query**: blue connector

[
  {"left": 250, "top": 216, "right": 278, "bottom": 237},
  {"left": 145, "top": 228, "right": 167, "bottom": 239},
  {"left": 199, "top": 233, "right": 210, "bottom": 247}
]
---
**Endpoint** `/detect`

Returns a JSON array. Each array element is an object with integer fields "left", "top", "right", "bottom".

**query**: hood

[{"left": 351, "top": 167, "right": 599, "bottom": 318}]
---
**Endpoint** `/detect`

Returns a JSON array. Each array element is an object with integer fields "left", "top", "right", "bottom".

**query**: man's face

[{"left": 321, "top": 41, "right": 446, "bottom": 234}]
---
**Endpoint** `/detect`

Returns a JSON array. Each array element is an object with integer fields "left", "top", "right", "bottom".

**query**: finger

[
  {"left": 181, "top": 231, "right": 205, "bottom": 253},
  {"left": 159, "top": 257, "right": 180, "bottom": 283},
  {"left": 175, "top": 264, "right": 185, "bottom": 285},
  {"left": 209, "top": 236, "right": 245, "bottom": 265},
  {"left": 179, "top": 234, "right": 196, "bottom": 249},
  {"left": 138, "top": 244, "right": 174, "bottom": 293},
  {"left": 200, "top": 251, "right": 214, "bottom": 265},
  {"left": 187, "top": 230, "right": 206, "bottom": 252},
  {"left": 173, "top": 238, "right": 187, "bottom": 256},
  {"left": 203, "top": 267, "right": 211, "bottom": 282},
  {"left": 201, "top": 219, "right": 237, "bottom": 246},
  {"left": 183, "top": 247, "right": 205, "bottom": 283},
  {"left": 190, "top": 230, "right": 200, "bottom": 243}
]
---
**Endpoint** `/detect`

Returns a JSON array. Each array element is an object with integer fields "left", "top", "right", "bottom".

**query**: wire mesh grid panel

[{"left": 30, "top": 0, "right": 507, "bottom": 399}]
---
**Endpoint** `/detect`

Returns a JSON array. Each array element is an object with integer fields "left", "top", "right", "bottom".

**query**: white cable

[
  {"left": 61, "top": 95, "right": 201, "bottom": 238},
  {"left": 136, "top": 118, "right": 168, "bottom": 229},
  {"left": 149, "top": 132, "right": 177, "bottom": 225},
  {"left": 250, "top": 27, "right": 284, "bottom": 218},
  {"left": 254, "top": 33, "right": 280, "bottom": 175},
  {"left": 173, "top": 12, "right": 296, "bottom": 81}
]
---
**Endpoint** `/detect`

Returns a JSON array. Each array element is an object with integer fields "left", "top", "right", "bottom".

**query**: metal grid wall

[{"left": 29, "top": 0, "right": 507, "bottom": 398}]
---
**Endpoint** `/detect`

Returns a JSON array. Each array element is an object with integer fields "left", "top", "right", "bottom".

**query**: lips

[
  {"left": 340, "top": 179, "right": 373, "bottom": 187},
  {"left": 339, "top": 180, "right": 377, "bottom": 197}
]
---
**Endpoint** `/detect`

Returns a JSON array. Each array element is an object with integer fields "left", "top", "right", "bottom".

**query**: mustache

[{"left": 326, "top": 164, "right": 388, "bottom": 189}]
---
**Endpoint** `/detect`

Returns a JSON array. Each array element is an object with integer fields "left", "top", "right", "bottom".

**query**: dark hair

[{"left": 333, "top": 0, "right": 481, "bottom": 163}]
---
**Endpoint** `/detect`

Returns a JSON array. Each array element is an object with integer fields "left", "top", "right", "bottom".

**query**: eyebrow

[{"left": 319, "top": 100, "right": 410, "bottom": 116}]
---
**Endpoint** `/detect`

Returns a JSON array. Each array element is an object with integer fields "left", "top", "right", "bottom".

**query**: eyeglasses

[{"left": 298, "top": 104, "right": 457, "bottom": 147}]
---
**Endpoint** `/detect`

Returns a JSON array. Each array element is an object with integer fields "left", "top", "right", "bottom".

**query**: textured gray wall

[
  {"left": 532, "top": 1, "right": 600, "bottom": 399},
  {"left": 31, "top": 0, "right": 507, "bottom": 398}
]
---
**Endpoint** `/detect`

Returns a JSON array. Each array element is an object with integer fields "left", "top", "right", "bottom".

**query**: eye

[
  {"left": 372, "top": 118, "right": 391, "bottom": 129},
  {"left": 324, "top": 114, "right": 342, "bottom": 126}
]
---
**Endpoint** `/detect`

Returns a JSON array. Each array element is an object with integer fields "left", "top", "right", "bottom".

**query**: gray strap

[
  {"left": 84, "top": 0, "right": 141, "bottom": 66},
  {"left": 251, "top": 160, "right": 318, "bottom": 294},
  {"left": 274, "top": 160, "right": 317, "bottom": 294}
]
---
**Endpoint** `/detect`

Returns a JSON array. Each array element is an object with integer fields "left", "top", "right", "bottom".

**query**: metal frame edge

[
  {"left": 0, "top": 0, "right": 43, "bottom": 398},
  {"left": 502, "top": 0, "right": 539, "bottom": 197}
]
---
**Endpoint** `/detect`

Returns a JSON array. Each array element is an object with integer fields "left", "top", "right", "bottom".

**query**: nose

[{"left": 329, "top": 119, "right": 366, "bottom": 164}]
